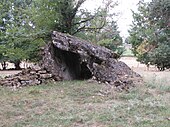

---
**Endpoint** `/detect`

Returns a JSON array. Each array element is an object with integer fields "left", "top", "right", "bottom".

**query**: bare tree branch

[
  {"left": 72, "top": 0, "right": 86, "bottom": 18},
  {"left": 73, "top": 15, "right": 96, "bottom": 26},
  {"left": 72, "top": 21, "right": 106, "bottom": 35}
]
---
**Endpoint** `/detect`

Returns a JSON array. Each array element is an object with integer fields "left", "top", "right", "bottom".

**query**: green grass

[{"left": 0, "top": 73, "right": 170, "bottom": 127}]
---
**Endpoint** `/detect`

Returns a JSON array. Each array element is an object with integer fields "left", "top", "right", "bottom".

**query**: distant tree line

[{"left": 0, "top": 0, "right": 122, "bottom": 70}]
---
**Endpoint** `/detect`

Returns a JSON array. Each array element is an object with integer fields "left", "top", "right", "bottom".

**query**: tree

[
  {"left": 128, "top": 0, "right": 170, "bottom": 70},
  {"left": 0, "top": 0, "right": 11, "bottom": 69},
  {"left": 76, "top": 1, "right": 123, "bottom": 55},
  {"left": 0, "top": 0, "right": 122, "bottom": 69},
  {"left": 97, "top": 21, "right": 123, "bottom": 55},
  {"left": 0, "top": 0, "right": 45, "bottom": 69},
  {"left": 0, "top": 0, "right": 83, "bottom": 69},
  {"left": 148, "top": 44, "right": 170, "bottom": 71}
]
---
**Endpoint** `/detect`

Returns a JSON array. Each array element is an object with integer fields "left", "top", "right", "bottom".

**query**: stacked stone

[{"left": 0, "top": 68, "right": 53, "bottom": 88}]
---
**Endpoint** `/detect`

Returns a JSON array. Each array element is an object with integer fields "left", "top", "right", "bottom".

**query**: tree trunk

[
  {"left": 14, "top": 60, "right": 21, "bottom": 70},
  {"left": 1, "top": 61, "right": 7, "bottom": 70}
]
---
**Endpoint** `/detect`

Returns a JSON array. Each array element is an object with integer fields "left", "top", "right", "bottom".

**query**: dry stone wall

[{"left": 0, "top": 68, "right": 53, "bottom": 89}]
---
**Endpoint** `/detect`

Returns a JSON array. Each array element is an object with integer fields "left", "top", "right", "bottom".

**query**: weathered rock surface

[{"left": 40, "top": 31, "right": 142, "bottom": 90}]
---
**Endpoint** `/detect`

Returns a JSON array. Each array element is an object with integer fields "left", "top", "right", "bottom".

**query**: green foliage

[
  {"left": 98, "top": 39, "right": 115, "bottom": 49},
  {"left": 98, "top": 39, "right": 124, "bottom": 55},
  {"left": 97, "top": 21, "right": 123, "bottom": 55},
  {"left": 128, "top": 0, "right": 170, "bottom": 70},
  {"left": 148, "top": 43, "right": 170, "bottom": 70},
  {"left": 0, "top": 0, "right": 46, "bottom": 69},
  {"left": 0, "top": 0, "right": 64, "bottom": 68}
]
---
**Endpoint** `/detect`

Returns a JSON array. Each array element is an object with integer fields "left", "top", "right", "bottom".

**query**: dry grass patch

[{"left": 0, "top": 71, "right": 170, "bottom": 127}]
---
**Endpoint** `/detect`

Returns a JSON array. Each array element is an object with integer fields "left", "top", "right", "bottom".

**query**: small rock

[
  {"left": 40, "top": 74, "right": 52, "bottom": 79},
  {"left": 38, "top": 70, "right": 47, "bottom": 74},
  {"left": 19, "top": 76, "right": 30, "bottom": 81},
  {"left": 32, "top": 65, "right": 41, "bottom": 71},
  {"left": 30, "top": 71, "right": 36, "bottom": 75}
]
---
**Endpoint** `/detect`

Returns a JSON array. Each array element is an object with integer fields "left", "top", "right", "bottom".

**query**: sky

[{"left": 82, "top": 0, "right": 151, "bottom": 40}]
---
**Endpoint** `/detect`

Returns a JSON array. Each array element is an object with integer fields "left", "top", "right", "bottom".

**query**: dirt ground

[{"left": 0, "top": 57, "right": 169, "bottom": 78}]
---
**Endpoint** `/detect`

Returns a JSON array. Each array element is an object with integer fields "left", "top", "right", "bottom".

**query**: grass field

[{"left": 0, "top": 70, "right": 170, "bottom": 127}]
